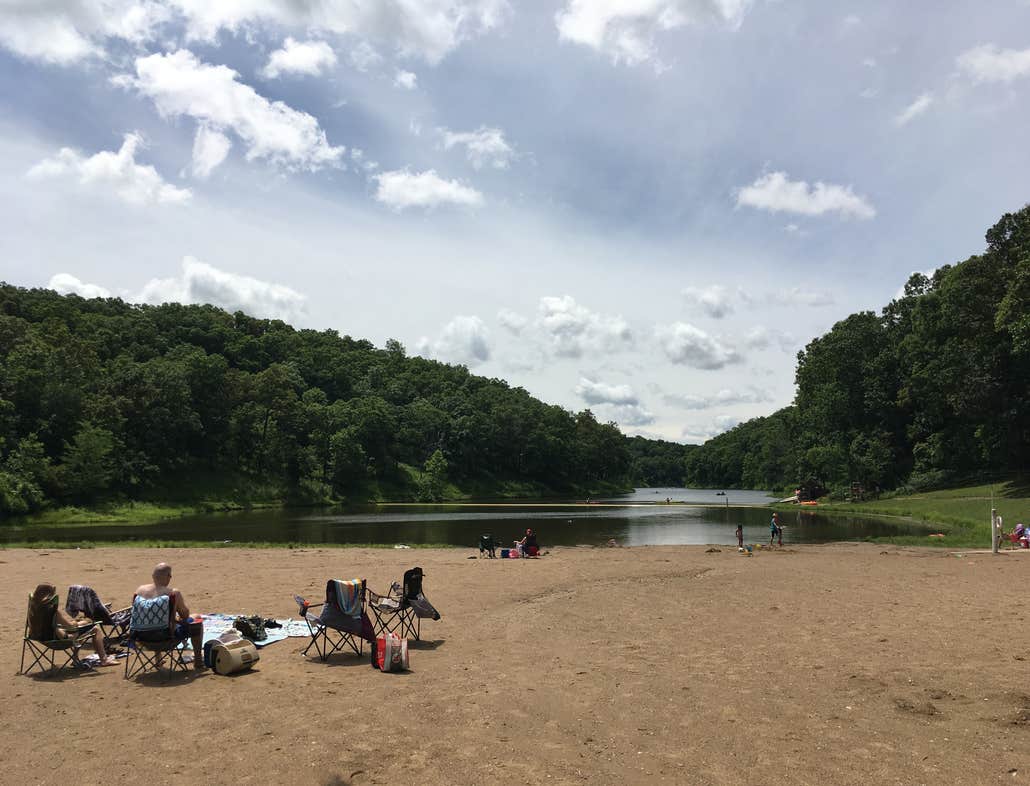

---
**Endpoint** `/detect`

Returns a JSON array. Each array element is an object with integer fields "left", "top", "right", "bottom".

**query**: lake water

[{"left": 0, "top": 488, "right": 922, "bottom": 547}]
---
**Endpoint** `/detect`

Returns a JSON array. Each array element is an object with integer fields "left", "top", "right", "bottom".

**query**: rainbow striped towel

[{"left": 331, "top": 579, "right": 363, "bottom": 617}]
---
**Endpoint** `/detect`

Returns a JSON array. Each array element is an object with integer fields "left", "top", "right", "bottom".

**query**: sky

[{"left": 1, "top": 1, "right": 1029, "bottom": 444}]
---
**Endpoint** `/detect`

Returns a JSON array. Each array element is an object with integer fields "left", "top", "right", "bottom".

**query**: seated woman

[
  {"left": 518, "top": 528, "right": 539, "bottom": 557},
  {"left": 33, "top": 583, "right": 118, "bottom": 666}
]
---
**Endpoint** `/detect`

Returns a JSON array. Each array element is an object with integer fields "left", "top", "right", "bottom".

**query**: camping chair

[
  {"left": 368, "top": 567, "right": 440, "bottom": 642},
  {"left": 294, "top": 579, "right": 374, "bottom": 661},
  {"left": 124, "top": 592, "right": 190, "bottom": 680},
  {"left": 479, "top": 533, "right": 497, "bottom": 558},
  {"left": 66, "top": 584, "right": 130, "bottom": 647},
  {"left": 20, "top": 590, "right": 97, "bottom": 676}
]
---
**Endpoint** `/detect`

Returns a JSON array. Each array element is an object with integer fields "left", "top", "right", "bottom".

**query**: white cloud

[
  {"left": 261, "top": 38, "right": 338, "bottom": 79},
  {"left": 555, "top": 0, "right": 753, "bottom": 67},
  {"left": 575, "top": 377, "right": 639, "bottom": 406},
  {"left": 349, "top": 148, "right": 378, "bottom": 172},
  {"left": 681, "top": 414, "right": 740, "bottom": 444},
  {"left": 373, "top": 169, "right": 484, "bottom": 210},
  {"left": 843, "top": 14, "right": 861, "bottom": 27},
  {"left": 859, "top": 87, "right": 879, "bottom": 99},
  {"left": 416, "top": 315, "right": 491, "bottom": 366},
  {"left": 663, "top": 386, "right": 772, "bottom": 410},
  {"left": 597, "top": 403, "right": 655, "bottom": 426},
  {"left": 115, "top": 50, "right": 345, "bottom": 171},
  {"left": 682, "top": 285, "right": 733, "bottom": 318},
  {"left": 27, "top": 132, "right": 191, "bottom": 205},
  {"left": 743, "top": 326, "right": 796, "bottom": 351},
  {"left": 537, "top": 295, "right": 634, "bottom": 358},
  {"left": 394, "top": 70, "right": 418, "bottom": 90},
  {"left": 440, "top": 126, "right": 514, "bottom": 169},
  {"left": 48, "top": 273, "right": 112, "bottom": 299},
  {"left": 862, "top": 57, "right": 877, "bottom": 68},
  {"left": 957, "top": 44, "right": 1030, "bottom": 84},
  {"left": 777, "top": 286, "right": 835, "bottom": 307},
  {"left": 894, "top": 92, "right": 933, "bottom": 126},
  {"left": 167, "top": 0, "right": 510, "bottom": 65},
  {"left": 0, "top": 0, "right": 167, "bottom": 64},
  {"left": 137, "top": 256, "right": 307, "bottom": 322},
  {"left": 736, "top": 171, "right": 876, "bottom": 220},
  {"left": 497, "top": 308, "right": 529, "bottom": 334},
  {"left": 191, "top": 124, "right": 232, "bottom": 179},
  {"left": 349, "top": 41, "right": 383, "bottom": 72},
  {"left": 655, "top": 322, "right": 740, "bottom": 369},
  {"left": 0, "top": 1, "right": 507, "bottom": 68}
]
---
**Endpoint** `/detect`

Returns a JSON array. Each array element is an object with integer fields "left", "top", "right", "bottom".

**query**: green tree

[
  {"left": 59, "top": 422, "right": 115, "bottom": 502},
  {"left": 416, "top": 449, "right": 449, "bottom": 502}
]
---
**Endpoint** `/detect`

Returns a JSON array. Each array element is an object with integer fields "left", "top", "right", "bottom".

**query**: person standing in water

[
  {"left": 735, "top": 523, "right": 743, "bottom": 548},
  {"left": 770, "top": 512, "right": 782, "bottom": 547}
]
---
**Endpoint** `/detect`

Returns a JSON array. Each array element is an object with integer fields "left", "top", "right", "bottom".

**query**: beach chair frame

[
  {"left": 98, "top": 607, "right": 132, "bottom": 648},
  {"left": 295, "top": 579, "right": 368, "bottom": 661},
  {"left": 368, "top": 568, "right": 436, "bottom": 642},
  {"left": 367, "top": 583, "right": 419, "bottom": 641},
  {"left": 123, "top": 592, "right": 190, "bottom": 681},
  {"left": 19, "top": 596, "right": 96, "bottom": 677}
]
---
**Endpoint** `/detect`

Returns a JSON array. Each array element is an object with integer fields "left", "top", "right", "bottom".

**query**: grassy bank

[
  {"left": 775, "top": 481, "right": 1028, "bottom": 548},
  {"left": 1, "top": 471, "right": 633, "bottom": 529},
  {"left": 0, "top": 539, "right": 461, "bottom": 550}
]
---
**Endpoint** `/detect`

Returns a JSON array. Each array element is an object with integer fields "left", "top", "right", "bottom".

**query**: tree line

[
  {"left": 0, "top": 286, "right": 650, "bottom": 514},
  {"left": 685, "top": 205, "right": 1030, "bottom": 496}
]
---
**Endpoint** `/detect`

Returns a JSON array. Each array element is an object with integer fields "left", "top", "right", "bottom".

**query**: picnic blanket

[{"left": 183, "top": 615, "right": 310, "bottom": 650}]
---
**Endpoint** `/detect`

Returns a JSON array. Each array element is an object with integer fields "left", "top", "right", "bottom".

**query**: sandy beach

[{"left": 3, "top": 543, "right": 1030, "bottom": 785}]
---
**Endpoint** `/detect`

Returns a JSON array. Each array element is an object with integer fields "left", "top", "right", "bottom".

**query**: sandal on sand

[{"left": 98, "top": 656, "right": 119, "bottom": 667}]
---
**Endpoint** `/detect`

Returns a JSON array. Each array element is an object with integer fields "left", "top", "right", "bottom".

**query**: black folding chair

[
  {"left": 294, "top": 579, "right": 374, "bottom": 661},
  {"left": 124, "top": 592, "right": 190, "bottom": 680},
  {"left": 368, "top": 567, "right": 440, "bottom": 642},
  {"left": 479, "top": 533, "right": 497, "bottom": 558}
]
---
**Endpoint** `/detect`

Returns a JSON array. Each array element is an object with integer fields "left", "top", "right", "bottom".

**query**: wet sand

[{"left": 2, "top": 543, "right": 1030, "bottom": 785}]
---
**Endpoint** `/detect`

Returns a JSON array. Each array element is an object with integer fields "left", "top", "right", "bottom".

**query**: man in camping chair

[{"left": 131, "top": 563, "right": 205, "bottom": 672}]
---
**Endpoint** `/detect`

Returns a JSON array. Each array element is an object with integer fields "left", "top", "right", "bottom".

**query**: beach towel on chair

[
  {"left": 331, "top": 579, "right": 363, "bottom": 618},
  {"left": 295, "top": 578, "right": 373, "bottom": 661},
  {"left": 130, "top": 595, "right": 172, "bottom": 633},
  {"left": 66, "top": 585, "right": 110, "bottom": 620}
]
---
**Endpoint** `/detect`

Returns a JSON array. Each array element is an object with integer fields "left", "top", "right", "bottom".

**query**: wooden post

[{"left": 991, "top": 508, "right": 999, "bottom": 554}]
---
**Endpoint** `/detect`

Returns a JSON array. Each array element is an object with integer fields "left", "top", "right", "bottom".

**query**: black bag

[{"left": 233, "top": 615, "right": 267, "bottom": 642}]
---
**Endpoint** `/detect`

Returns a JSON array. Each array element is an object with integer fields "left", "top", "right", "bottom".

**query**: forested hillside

[
  {"left": 685, "top": 205, "right": 1030, "bottom": 495},
  {"left": 0, "top": 286, "right": 638, "bottom": 514},
  {"left": 625, "top": 436, "right": 693, "bottom": 487}
]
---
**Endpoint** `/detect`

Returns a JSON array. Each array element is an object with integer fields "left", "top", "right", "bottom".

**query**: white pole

[{"left": 991, "top": 508, "right": 999, "bottom": 554}]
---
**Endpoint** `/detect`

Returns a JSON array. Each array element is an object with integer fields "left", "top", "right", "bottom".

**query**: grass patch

[{"left": 775, "top": 480, "right": 1026, "bottom": 548}]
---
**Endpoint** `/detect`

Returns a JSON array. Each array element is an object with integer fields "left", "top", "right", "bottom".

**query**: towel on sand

[{"left": 181, "top": 615, "right": 310, "bottom": 650}]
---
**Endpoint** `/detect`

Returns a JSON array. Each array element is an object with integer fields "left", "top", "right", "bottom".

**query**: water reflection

[{"left": 0, "top": 494, "right": 922, "bottom": 547}]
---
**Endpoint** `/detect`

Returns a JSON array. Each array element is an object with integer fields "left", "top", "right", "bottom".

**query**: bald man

[{"left": 135, "top": 563, "right": 205, "bottom": 670}]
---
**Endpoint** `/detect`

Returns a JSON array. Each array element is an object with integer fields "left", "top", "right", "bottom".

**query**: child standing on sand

[{"left": 735, "top": 523, "right": 743, "bottom": 548}]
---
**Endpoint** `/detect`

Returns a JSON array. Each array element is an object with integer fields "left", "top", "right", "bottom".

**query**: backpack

[{"left": 233, "top": 615, "right": 267, "bottom": 642}]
